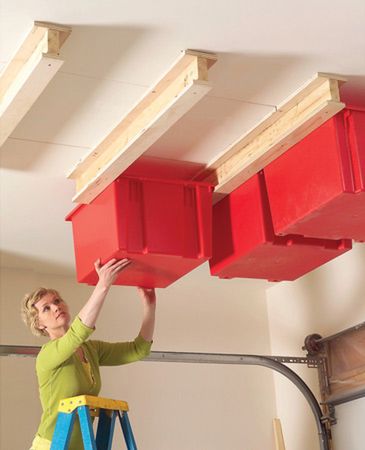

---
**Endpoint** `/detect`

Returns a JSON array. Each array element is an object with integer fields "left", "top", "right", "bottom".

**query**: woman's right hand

[
  {"left": 79, "top": 258, "right": 131, "bottom": 328},
  {"left": 94, "top": 258, "right": 131, "bottom": 288}
]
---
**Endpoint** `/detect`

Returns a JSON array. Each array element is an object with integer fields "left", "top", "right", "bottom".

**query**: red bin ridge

[
  {"left": 66, "top": 176, "right": 212, "bottom": 288},
  {"left": 209, "top": 172, "right": 351, "bottom": 282},
  {"left": 264, "top": 107, "right": 365, "bottom": 241}
]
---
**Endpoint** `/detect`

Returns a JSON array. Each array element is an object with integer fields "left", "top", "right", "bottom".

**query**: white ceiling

[{"left": 1, "top": 0, "right": 364, "bottom": 282}]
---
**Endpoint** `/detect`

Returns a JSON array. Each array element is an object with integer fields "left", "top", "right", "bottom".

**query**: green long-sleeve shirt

[{"left": 35, "top": 316, "right": 152, "bottom": 449}]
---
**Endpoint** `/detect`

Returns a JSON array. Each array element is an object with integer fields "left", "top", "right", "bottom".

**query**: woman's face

[{"left": 35, "top": 292, "right": 70, "bottom": 337}]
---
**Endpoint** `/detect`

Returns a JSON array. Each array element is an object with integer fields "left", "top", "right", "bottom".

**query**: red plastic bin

[
  {"left": 66, "top": 176, "right": 212, "bottom": 288},
  {"left": 209, "top": 173, "right": 351, "bottom": 282},
  {"left": 264, "top": 107, "right": 365, "bottom": 241}
]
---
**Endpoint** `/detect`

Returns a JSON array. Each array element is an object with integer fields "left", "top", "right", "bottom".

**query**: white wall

[
  {"left": 331, "top": 397, "right": 365, "bottom": 450},
  {"left": 266, "top": 243, "right": 365, "bottom": 450},
  {"left": 0, "top": 263, "right": 277, "bottom": 450}
]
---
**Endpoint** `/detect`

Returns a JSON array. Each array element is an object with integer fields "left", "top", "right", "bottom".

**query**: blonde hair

[{"left": 21, "top": 287, "right": 62, "bottom": 337}]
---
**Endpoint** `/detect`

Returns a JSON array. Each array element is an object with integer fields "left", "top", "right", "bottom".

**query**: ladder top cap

[{"left": 58, "top": 395, "right": 129, "bottom": 413}]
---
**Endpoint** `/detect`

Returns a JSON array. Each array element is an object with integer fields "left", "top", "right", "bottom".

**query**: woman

[{"left": 21, "top": 258, "right": 156, "bottom": 450}]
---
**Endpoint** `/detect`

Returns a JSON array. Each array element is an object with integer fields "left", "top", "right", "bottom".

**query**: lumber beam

[
  {"left": 68, "top": 50, "right": 217, "bottom": 204},
  {"left": 196, "top": 73, "right": 346, "bottom": 200},
  {"left": 273, "top": 418, "right": 286, "bottom": 450},
  {"left": 0, "top": 21, "right": 71, "bottom": 147}
]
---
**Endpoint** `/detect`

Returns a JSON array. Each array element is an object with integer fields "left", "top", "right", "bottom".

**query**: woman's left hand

[
  {"left": 137, "top": 287, "right": 156, "bottom": 342},
  {"left": 137, "top": 287, "right": 156, "bottom": 307}
]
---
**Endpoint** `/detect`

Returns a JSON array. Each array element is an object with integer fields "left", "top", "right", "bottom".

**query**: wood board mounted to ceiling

[
  {"left": 0, "top": 22, "right": 347, "bottom": 203},
  {"left": 195, "top": 72, "right": 346, "bottom": 202},
  {"left": 67, "top": 59, "right": 346, "bottom": 204},
  {"left": 0, "top": 21, "right": 71, "bottom": 147},
  {"left": 68, "top": 50, "right": 218, "bottom": 204}
]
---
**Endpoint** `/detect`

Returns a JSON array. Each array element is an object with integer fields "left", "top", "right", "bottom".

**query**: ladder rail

[
  {"left": 118, "top": 411, "right": 138, "bottom": 450},
  {"left": 96, "top": 409, "right": 117, "bottom": 450},
  {"left": 78, "top": 405, "right": 97, "bottom": 450},
  {"left": 50, "top": 411, "right": 76, "bottom": 450}
]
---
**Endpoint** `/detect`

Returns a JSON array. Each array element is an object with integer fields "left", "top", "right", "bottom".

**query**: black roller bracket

[{"left": 303, "top": 333, "right": 324, "bottom": 356}]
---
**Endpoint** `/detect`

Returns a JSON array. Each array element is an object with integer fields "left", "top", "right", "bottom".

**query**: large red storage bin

[
  {"left": 264, "top": 107, "right": 365, "bottom": 241},
  {"left": 66, "top": 176, "right": 212, "bottom": 288},
  {"left": 209, "top": 173, "right": 351, "bottom": 282}
]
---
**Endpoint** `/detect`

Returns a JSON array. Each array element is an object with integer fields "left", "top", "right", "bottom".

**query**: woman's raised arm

[
  {"left": 137, "top": 287, "right": 156, "bottom": 342},
  {"left": 78, "top": 258, "right": 130, "bottom": 328}
]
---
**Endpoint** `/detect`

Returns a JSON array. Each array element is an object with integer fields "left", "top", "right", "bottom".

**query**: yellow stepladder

[{"left": 51, "top": 395, "right": 138, "bottom": 450}]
